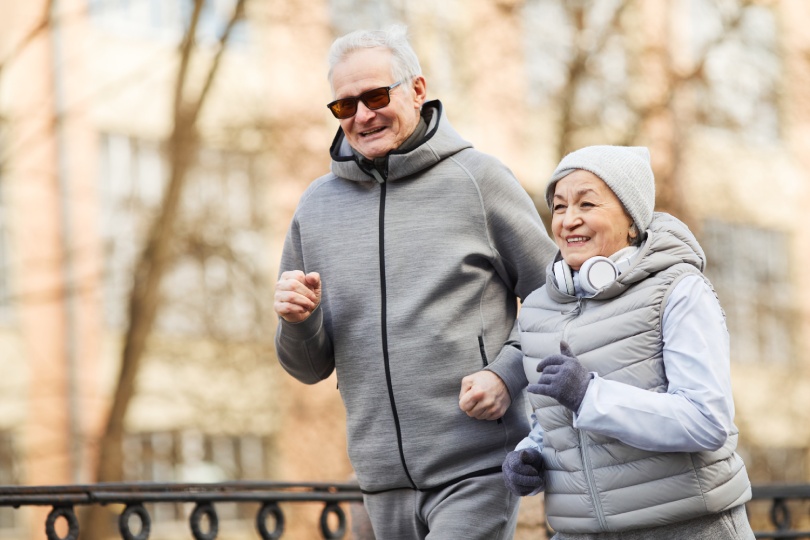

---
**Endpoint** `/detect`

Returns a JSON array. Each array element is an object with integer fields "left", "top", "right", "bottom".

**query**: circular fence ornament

[
  {"left": 256, "top": 502, "right": 285, "bottom": 540},
  {"left": 119, "top": 503, "right": 152, "bottom": 540},
  {"left": 45, "top": 505, "right": 80, "bottom": 540},
  {"left": 190, "top": 502, "right": 219, "bottom": 540},
  {"left": 770, "top": 498, "right": 791, "bottom": 531},
  {"left": 319, "top": 503, "right": 347, "bottom": 539}
]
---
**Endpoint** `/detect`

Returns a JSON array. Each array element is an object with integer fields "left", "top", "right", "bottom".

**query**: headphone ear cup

[
  {"left": 553, "top": 260, "right": 575, "bottom": 295},
  {"left": 579, "top": 256, "right": 619, "bottom": 295}
]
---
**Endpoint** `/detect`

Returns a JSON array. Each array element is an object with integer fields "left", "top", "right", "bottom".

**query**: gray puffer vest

[{"left": 518, "top": 213, "right": 751, "bottom": 533}]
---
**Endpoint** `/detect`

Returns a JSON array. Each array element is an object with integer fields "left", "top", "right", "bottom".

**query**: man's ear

[{"left": 411, "top": 75, "right": 428, "bottom": 107}]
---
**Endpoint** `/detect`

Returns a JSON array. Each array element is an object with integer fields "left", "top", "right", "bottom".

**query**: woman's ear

[{"left": 627, "top": 223, "right": 639, "bottom": 245}]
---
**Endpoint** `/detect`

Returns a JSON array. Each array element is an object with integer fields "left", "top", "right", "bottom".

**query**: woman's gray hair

[
  {"left": 628, "top": 224, "right": 643, "bottom": 247},
  {"left": 327, "top": 25, "right": 422, "bottom": 90}
]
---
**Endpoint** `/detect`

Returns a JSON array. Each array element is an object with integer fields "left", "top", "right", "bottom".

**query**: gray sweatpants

[
  {"left": 362, "top": 472, "right": 519, "bottom": 540},
  {"left": 552, "top": 504, "right": 755, "bottom": 540}
]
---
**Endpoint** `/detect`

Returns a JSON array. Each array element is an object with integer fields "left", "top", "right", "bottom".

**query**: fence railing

[
  {"left": 0, "top": 481, "right": 364, "bottom": 540},
  {"left": 750, "top": 484, "right": 810, "bottom": 540},
  {"left": 1, "top": 481, "right": 809, "bottom": 539}
]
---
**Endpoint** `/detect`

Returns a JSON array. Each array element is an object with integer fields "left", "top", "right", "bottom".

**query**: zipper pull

[
  {"left": 371, "top": 168, "right": 385, "bottom": 184},
  {"left": 571, "top": 297, "right": 583, "bottom": 316}
]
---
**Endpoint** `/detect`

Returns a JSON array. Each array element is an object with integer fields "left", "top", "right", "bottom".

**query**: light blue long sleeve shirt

[{"left": 517, "top": 273, "right": 735, "bottom": 457}]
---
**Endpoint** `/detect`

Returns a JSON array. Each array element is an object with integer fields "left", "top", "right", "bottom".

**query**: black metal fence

[
  {"left": 750, "top": 484, "right": 810, "bottom": 539},
  {"left": 0, "top": 481, "right": 364, "bottom": 540},
  {"left": 1, "top": 482, "right": 809, "bottom": 539}
]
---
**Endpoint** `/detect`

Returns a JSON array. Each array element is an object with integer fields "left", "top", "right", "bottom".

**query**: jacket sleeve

[
  {"left": 477, "top": 158, "right": 558, "bottom": 398},
  {"left": 573, "top": 274, "right": 734, "bottom": 452},
  {"left": 274, "top": 217, "right": 335, "bottom": 384},
  {"left": 275, "top": 305, "right": 335, "bottom": 384},
  {"left": 484, "top": 320, "right": 526, "bottom": 400},
  {"left": 478, "top": 158, "right": 557, "bottom": 302}
]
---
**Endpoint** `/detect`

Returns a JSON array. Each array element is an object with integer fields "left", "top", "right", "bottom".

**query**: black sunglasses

[{"left": 327, "top": 80, "right": 404, "bottom": 119}]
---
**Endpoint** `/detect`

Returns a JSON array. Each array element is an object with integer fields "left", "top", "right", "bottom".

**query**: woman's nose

[{"left": 561, "top": 207, "right": 582, "bottom": 229}]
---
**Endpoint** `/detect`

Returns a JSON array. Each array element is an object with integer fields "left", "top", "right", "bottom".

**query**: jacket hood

[
  {"left": 546, "top": 211, "right": 706, "bottom": 302},
  {"left": 328, "top": 100, "right": 473, "bottom": 182}
]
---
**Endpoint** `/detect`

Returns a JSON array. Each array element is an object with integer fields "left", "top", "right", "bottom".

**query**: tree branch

[{"left": 0, "top": 0, "right": 53, "bottom": 81}]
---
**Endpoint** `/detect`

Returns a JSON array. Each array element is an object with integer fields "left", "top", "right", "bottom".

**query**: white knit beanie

[{"left": 545, "top": 145, "right": 656, "bottom": 233}]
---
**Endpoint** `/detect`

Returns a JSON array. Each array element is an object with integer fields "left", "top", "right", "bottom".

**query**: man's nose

[{"left": 353, "top": 101, "right": 376, "bottom": 122}]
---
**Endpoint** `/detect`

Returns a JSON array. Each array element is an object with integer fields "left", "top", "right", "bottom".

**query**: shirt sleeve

[
  {"left": 516, "top": 412, "right": 545, "bottom": 452},
  {"left": 573, "top": 274, "right": 735, "bottom": 452},
  {"left": 512, "top": 413, "right": 546, "bottom": 496}
]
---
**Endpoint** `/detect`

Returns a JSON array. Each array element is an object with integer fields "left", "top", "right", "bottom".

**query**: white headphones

[{"left": 554, "top": 255, "right": 633, "bottom": 296}]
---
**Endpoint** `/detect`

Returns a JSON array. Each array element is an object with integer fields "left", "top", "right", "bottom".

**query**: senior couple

[{"left": 273, "top": 25, "right": 755, "bottom": 540}]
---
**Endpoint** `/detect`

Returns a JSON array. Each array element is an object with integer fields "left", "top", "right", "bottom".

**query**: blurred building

[
  {"left": 0, "top": 0, "right": 349, "bottom": 538},
  {"left": 0, "top": 0, "right": 808, "bottom": 539}
]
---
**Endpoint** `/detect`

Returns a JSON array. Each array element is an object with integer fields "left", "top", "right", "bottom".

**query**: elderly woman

[{"left": 503, "top": 145, "right": 755, "bottom": 539}]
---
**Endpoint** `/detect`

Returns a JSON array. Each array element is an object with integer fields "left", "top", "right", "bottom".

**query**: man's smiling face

[{"left": 331, "top": 47, "right": 426, "bottom": 159}]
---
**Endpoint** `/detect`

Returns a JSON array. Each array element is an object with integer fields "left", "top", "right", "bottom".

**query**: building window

[
  {"left": 98, "top": 133, "right": 272, "bottom": 339},
  {"left": 701, "top": 219, "right": 795, "bottom": 364},
  {"left": 0, "top": 432, "right": 20, "bottom": 531},
  {"left": 123, "top": 431, "right": 272, "bottom": 523},
  {"left": 0, "top": 121, "right": 9, "bottom": 320},
  {"left": 88, "top": 0, "right": 249, "bottom": 45},
  {"left": 688, "top": 0, "right": 781, "bottom": 142},
  {"left": 0, "top": 184, "right": 10, "bottom": 319},
  {"left": 329, "top": 0, "right": 404, "bottom": 34},
  {"left": 520, "top": 1, "right": 781, "bottom": 143}
]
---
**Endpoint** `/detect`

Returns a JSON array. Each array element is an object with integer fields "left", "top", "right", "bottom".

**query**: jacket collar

[
  {"left": 328, "top": 100, "right": 472, "bottom": 183},
  {"left": 545, "top": 212, "right": 706, "bottom": 303}
]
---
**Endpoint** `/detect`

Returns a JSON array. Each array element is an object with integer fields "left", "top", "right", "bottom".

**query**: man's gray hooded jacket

[{"left": 275, "top": 100, "right": 556, "bottom": 492}]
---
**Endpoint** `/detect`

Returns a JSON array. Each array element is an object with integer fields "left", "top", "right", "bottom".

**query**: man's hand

[
  {"left": 527, "top": 341, "right": 591, "bottom": 413},
  {"left": 502, "top": 448, "right": 545, "bottom": 496},
  {"left": 274, "top": 271, "right": 322, "bottom": 323},
  {"left": 459, "top": 370, "right": 510, "bottom": 421}
]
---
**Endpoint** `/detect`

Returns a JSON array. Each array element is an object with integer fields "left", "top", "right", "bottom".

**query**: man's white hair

[{"left": 327, "top": 25, "right": 422, "bottom": 91}]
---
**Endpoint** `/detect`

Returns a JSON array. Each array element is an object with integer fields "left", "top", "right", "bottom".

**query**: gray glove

[
  {"left": 502, "top": 448, "right": 545, "bottom": 496},
  {"left": 528, "top": 341, "right": 591, "bottom": 412}
]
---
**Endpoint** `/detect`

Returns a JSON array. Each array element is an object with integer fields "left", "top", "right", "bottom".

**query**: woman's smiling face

[{"left": 551, "top": 170, "right": 636, "bottom": 271}]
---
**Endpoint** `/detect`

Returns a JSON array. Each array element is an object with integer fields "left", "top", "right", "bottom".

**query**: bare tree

[
  {"left": 0, "top": 1, "right": 52, "bottom": 82},
  {"left": 524, "top": 0, "right": 771, "bottom": 222},
  {"left": 84, "top": 0, "right": 248, "bottom": 536}
]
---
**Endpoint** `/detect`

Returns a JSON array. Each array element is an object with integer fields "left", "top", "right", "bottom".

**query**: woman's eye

[{"left": 553, "top": 204, "right": 566, "bottom": 213}]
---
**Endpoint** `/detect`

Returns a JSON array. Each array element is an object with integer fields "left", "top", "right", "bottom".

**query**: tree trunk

[{"left": 82, "top": 1, "right": 245, "bottom": 536}]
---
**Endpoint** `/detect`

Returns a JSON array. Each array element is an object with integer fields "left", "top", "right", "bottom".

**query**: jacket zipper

[
  {"left": 565, "top": 298, "right": 606, "bottom": 529},
  {"left": 378, "top": 179, "right": 417, "bottom": 489},
  {"left": 478, "top": 336, "right": 503, "bottom": 424},
  {"left": 477, "top": 336, "right": 489, "bottom": 367},
  {"left": 560, "top": 297, "right": 582, "bottom": 343},
  {"left": 579, "top": 429, "right": 608, "bottom": 530}
]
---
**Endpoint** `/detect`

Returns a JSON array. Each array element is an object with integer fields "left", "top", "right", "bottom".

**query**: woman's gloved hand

[
  {"left": 528, "top": 340, "right": 591, "bottom": 413},
  {"left": 502, "top": 448, "right": 545, "bottom": 496}
]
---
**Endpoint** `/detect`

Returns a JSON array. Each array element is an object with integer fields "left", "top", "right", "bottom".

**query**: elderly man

[{"left": 273, "top": 25, "right": 556, "bottom": 539}]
